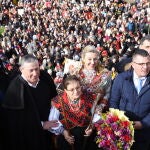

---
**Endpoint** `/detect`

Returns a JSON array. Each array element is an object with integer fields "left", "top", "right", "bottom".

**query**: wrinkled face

[
  {"left": 20, "top": 61, "right": 40, "bottom": 85},
  {"left": 132, "top": 55, "right": 150, "bottom": 78},
  {"left": 139, "top": 40, "right": 150, "bottom": 54},
  {"left": 65, "top": 80, "right": 82, "bottom": 101},
  {"left": 83, "top": 52, "right": 99, "bottom": 70}
]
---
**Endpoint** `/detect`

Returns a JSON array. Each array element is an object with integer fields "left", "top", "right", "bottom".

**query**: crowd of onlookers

[
  {"left": 0, "top": 1, "right": 150, "bottom": 149},
  {"left": 0, "top": 0, "right": 149, "bottom": 83}
]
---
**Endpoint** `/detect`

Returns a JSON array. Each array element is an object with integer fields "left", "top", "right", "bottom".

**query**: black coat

[{"left": 0, "top": 70, "right": 57, "bottom": 150}]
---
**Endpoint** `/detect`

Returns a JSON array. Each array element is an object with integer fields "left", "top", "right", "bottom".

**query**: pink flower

[{"left": 94, "top": 109, "right": 134, "bottom": 150}]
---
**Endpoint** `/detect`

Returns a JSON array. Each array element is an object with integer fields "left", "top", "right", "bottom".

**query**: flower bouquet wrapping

[{"left": 94, "top": 108, "right": 134, "bottom": 150}]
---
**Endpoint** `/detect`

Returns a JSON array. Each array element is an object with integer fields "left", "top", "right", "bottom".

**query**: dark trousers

[
  {"left": 56, "top": 127, "right": 98, "bottom": 150},
  {"left": 131, "top": 140, "right": 150, "bottom": 150}
]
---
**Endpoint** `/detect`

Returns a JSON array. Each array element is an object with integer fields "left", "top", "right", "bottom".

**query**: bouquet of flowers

[{"left": 94, "top": 108, "right": 134, "bottom": 150}]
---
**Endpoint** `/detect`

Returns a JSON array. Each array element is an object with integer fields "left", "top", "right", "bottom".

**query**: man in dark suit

[
  {"left": 110, "top": 49, "right": 150, "bottom": 150},
  {"left": 1, "top": 54, "right": 58, "bottom": 150}
]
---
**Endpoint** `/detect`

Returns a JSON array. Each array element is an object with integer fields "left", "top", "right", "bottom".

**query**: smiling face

[
  {"left": 20, "top": 61, "right": 40, "bottom": 85},
  {"left": 83, "top": 52, "right": 99, "bottom": 70},
  {"left": 132, "top": 55, "right": 150, "bottom": 78}
]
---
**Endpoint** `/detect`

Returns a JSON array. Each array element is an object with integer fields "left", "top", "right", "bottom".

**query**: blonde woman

[
  {"left": 76, "top": 45, "right": 111, "bottom": 109},
  {"left": 64, "top": 45, "right": 112, "bottom": 111}
]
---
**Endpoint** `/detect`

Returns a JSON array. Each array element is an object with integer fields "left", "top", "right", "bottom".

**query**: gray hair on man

[{"left": 19, "top": 54, "right": 38, "bottom": 67}]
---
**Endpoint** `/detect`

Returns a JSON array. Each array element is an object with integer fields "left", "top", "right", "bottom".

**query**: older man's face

[{"left": 20, "top": 61, "right": 40, "bottom": 85}]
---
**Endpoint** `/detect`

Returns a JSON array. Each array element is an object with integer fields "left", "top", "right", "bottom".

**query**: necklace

[
  {"left": 82, "top": 69, "right": 96, "bottom": 83},
  {"left": 69, "top": 99, "right": 81, "bottom": 113},
  {"left": 71, "top": 99, "right": 79, "bottom": 104}
]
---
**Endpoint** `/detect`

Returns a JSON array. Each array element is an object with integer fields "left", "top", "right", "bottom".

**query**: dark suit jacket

[{"left": 110, "top": 70, "right": 150, "bottom": 141}]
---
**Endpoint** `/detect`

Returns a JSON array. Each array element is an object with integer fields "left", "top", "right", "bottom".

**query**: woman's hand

[
  {"left": 85, "top": 126, "right": 93, "bottom": 136},
  {"left": 63, "top": 130, "right": 75, "bottom": 145},
  {"left": 43, "top": 120, "right": 59, "bottom": 130}
]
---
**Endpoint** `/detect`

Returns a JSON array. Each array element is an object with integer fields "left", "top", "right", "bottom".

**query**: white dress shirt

[{"left": 133, "top": 72, "right": 147, "bottom": 93}]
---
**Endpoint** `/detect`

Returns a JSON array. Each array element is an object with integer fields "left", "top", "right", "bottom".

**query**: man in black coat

[
  {"left": 0, "top": 59, "right": 9, "bottom": 150},
  {"left": 1, "top": 54, "right": 58, "bottom": 150}
]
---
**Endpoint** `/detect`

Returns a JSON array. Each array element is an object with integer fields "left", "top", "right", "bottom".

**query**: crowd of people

[
  {"left": 0, "top": 0, "right": 150, "bottom": 150},
  {"left": 0, "top": 0, "right": 149, "bottom": 81}
]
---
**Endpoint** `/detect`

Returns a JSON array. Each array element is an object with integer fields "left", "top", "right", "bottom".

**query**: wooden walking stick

[
  {"left": 85, "top": 71, "right": 112, "bottom": 132},
  {"left": 86, "top": 93, "right": 102, "bottom": 131},
  {"left": 82, "top": 72, "right": 112, "bottom": 150},
  {"left": 82, "top": 93, "right": 102, "bottom": 150}
]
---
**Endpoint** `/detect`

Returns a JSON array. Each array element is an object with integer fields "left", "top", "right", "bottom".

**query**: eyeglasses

[
  {"left": 133, "top": 62, "right": 150, "bottom": 67},
  {"left": 66, "top": 86, "right": 81, "bottom": 92}
]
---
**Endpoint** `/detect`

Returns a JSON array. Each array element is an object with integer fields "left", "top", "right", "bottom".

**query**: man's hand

[
  {"left": 43, "top": 120, "right": 59, "bottom": 130},
  {"left": 133, "top": 121, "right": 142, "bottom": 130}
]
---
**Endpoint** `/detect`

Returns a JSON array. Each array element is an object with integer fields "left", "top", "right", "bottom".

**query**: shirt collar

[
  {"left": 21, "top": 74, "right": 39, "bottom": 88},
  {"left": 133, "top": 71, "right": 147, "bottom": 80}
]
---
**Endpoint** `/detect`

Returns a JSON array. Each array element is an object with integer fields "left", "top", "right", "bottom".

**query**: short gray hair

[{"left": 19, "top": 54, "right": 38, "bottom": 67}]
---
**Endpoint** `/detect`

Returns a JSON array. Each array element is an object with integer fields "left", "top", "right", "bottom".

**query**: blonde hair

[
  {"left": 81, "top": 45, "right": 100, "bottom": 61},
  {"left": 81, "top": 45, "right": 103, "bottom": 73}
]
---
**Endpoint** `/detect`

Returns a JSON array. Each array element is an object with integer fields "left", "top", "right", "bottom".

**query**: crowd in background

[
  {"left": 0, "top": 0, "right": 149, "bottom": 85},
  {"left": 0, "top": 0, "right": 150, "bottom": 150}
]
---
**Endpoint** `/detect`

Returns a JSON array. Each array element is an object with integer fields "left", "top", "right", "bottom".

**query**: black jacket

[{"left": 0, "top": 70, "right": 57, "bottom": 150}]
